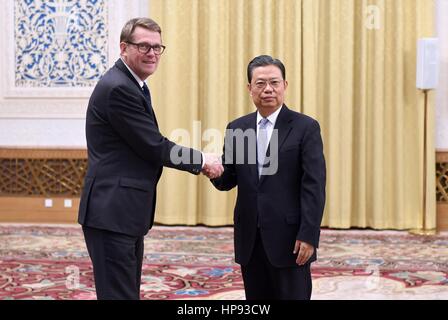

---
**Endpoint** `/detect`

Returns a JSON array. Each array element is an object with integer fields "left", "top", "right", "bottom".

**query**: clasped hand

[{"left": 202, "top": 153, "right": 224, "bottom": 179}]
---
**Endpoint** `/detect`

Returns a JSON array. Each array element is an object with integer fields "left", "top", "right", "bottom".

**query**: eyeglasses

[
  {"left": 252, "top": 79, "right": 283, "bottom": 90},
  {"left": 126, "top": 42, "right": 166, "bottom": 55}
]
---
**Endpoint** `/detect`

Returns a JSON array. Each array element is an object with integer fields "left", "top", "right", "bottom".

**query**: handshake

[{"left": 202, "top": 153, "right": 224, "bottom": 179}]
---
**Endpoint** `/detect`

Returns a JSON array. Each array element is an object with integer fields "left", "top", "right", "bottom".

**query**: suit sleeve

[
  {"left": 297, "top": 120, "right": 326, "bottom": 248},
  {"left": 106, "top": 85, "right": 202, "bottom": 174},
  {"left": 211, "top": 123, "right": 238, "bottom": 191}
]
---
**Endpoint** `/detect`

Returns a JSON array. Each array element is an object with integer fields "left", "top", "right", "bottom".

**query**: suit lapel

[
  {"left": 115, "top": 59, "right": 141, "bottom": 90},
  {"left": 274, "top": 105, "right": 294, "bottom": 152},
  {"left": 242, "top": 112, "right": 259, "bottom": 187},
  {"left": 258, "top": 105, "right": 293, "bottom": 185},
  {"left": 115, "top": 59, "right": 158, "bottom": 127}
]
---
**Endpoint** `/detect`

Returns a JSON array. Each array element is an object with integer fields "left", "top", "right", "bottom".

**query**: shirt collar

[
  {"left": 120, "top": 57, "right": 145, "bottom": 88},
  {"left": 257, "top": 105, "right": 283, "bottom": 126}
]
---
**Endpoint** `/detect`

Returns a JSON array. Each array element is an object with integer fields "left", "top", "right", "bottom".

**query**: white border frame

[{"left": 1, "top": 0, "right": 149, "bottom": 100}]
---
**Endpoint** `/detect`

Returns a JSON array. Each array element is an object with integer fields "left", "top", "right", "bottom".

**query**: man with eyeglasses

[
  {"left": 211, "top": 55, "right": 326, "bottom": 300},
  {"left": 78, "top": 17, "right": 223, "bottom": 300}
]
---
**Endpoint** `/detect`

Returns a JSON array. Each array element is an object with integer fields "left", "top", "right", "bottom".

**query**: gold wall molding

[
  {"left": 436, "top": 150, "right": 448, "bottom": 202},
  {"left": 436, "top": 149, "right": 448, "bottom": 231}
]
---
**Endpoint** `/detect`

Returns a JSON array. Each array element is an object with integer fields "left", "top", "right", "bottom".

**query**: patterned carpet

[{"left": 0, "top": 224, "right": 447, "bottom": 300}]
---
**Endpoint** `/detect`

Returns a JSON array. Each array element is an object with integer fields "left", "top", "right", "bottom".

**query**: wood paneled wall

[
  {"left": 0, "top": 148, "right": 86, "bottom": 223},
  {"left": 1, "top": 148, "right": 447, "bottom": 230}
]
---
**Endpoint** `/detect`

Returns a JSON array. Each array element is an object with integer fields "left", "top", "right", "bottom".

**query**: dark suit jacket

[
  {"left": 78, "top": 59, "right": 202, "bottom": 236},
  {"left": 212, "top": 105, "right": 326, "bottom": 267}
]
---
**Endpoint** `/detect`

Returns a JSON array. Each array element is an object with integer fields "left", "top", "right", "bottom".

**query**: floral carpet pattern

[{"left": 0, "top": 224, "right": 447, "bottom": 300}]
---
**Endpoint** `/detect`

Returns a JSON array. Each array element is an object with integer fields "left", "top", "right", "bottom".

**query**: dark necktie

[{"left": 142, "top": 83, "right": 158, "bottom": 128}]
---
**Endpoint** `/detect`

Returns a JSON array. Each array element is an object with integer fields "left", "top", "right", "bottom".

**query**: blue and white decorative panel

[{"left": 14, "top": 0, "right": 108, "bottom": 87}]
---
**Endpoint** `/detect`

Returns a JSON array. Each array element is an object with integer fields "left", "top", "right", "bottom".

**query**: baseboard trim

[
  {"left": 0, "top": 197, "right": 79, "bottom": 223},
  {"left": 437, "top": 202, "right": 448, "bottom": 231}
]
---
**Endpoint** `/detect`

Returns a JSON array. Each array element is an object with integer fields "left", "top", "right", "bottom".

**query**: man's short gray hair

[{"left": 120, "top": 18, "right": 162, "bottom": 43}]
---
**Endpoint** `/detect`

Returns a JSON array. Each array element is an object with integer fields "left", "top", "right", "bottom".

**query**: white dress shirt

[
  {"left": 256, "top": 105, "right": 282, "bottom": 152},
  {"left": 121, "top": 57, "right": 145, "bottom": 88}
]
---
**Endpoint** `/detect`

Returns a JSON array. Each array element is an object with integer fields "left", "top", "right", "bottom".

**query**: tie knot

[
  {"left": 259, "top": 118, "right": 270, "bottom": 129},
  {"left": 142, "top": 83, "right": 149, "bottom": 94}
]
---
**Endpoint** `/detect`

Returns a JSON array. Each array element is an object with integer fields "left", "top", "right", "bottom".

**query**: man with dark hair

[
  {"left": 211, "top": 55, "right": 326, "bottom": 300},
  {"left": 78, "top": 17, "right": 222, "bottom": 300}
]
